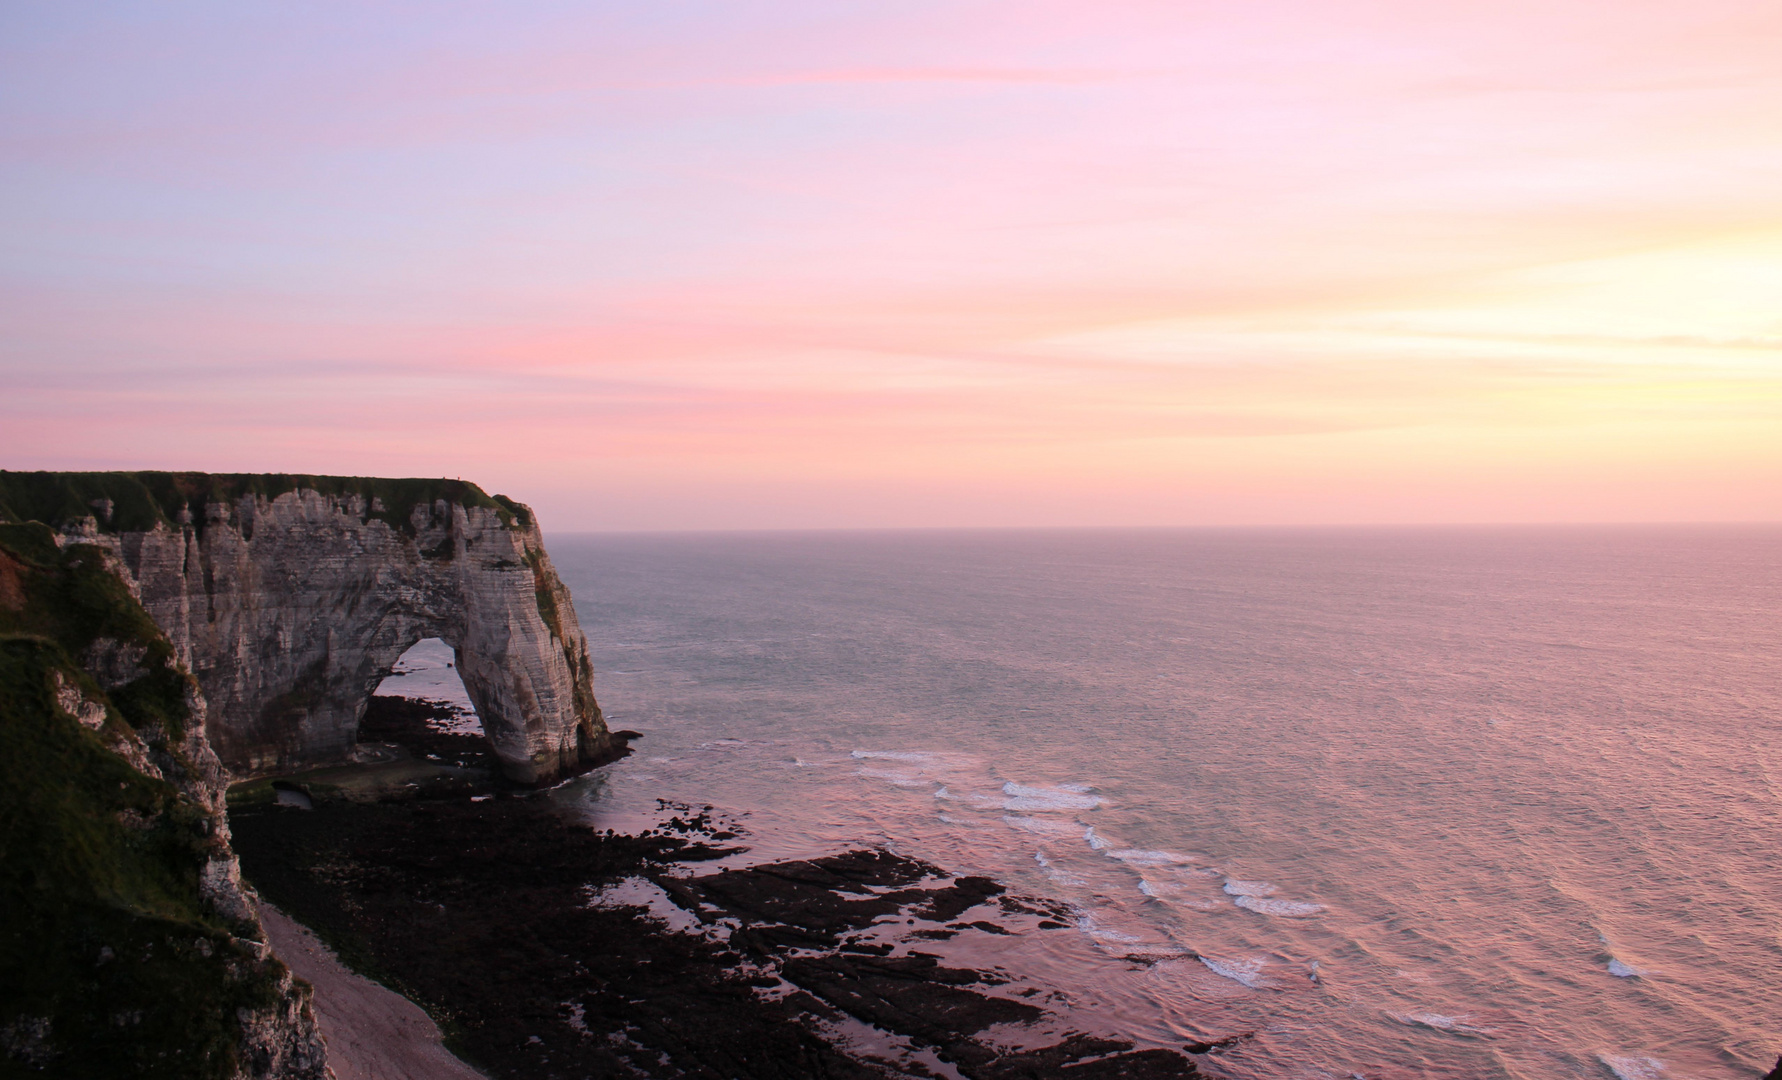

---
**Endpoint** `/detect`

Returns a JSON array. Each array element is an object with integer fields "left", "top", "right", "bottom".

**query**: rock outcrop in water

[
  {"left": 0, "top": 519, "right": 328, "bottom": 1078},
  {"left": 0, "top": 472, "right": 611, "bottom": 785}
]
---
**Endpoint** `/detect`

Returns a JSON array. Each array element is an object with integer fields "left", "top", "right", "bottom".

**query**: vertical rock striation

[{"left": 0, "top": 472, "right": 611, "bottom": 785}]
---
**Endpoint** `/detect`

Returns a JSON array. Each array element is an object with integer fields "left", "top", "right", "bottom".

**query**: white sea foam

[
  {"left": 1005, "top": 815, "right": 1084, "bottom": 836},
  {"left": 1200, "top": 956, "right": 1270, "bottom": 989},
  {"left": 1607, "top": 959, "right": 1651, "bottom": 978},
  {"left": 1234, "top": 895, "right": 1325, "bottom": 917},
  {"left": 1598, "top": 1054, "right": 1667, "bottom": 1080},
  {"left": 851, "top": 750, "right": 933, "bottom": 762},
  {"left": 1001, "top": 781, "right": 1107, "bottom": 812},
  {"left": 1132, "top": 873, "right": 1194, "bottom": 901},
  {"left": 1222, "top": 879, "right": 1278, "bottom": 897},
  {"left": 1107, "top": 849, "right": 1196, "bottom": 866},
  {"left": 1084, "top": 826, "right": 1110, "bottom": 850},
  {"left": 1034, "top": 853, "right": 1087, "bottom": 886},
  {"left": 1384, "top": 1012, "right": 1495, "bottom": 1038},
  {"left": 1076, "top": 915, "right": 1143, "bottom": 943},
  {"left": 1123, "top": 947, "right": 1195, "bottom": 965},
  {"left": 856, "top": 768, "right": 927, "bottom": 787}
]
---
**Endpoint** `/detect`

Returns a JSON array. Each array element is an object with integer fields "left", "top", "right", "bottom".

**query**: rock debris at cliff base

[{"left": 230, "top": 784, "right": 1212, "bottom": 1080}]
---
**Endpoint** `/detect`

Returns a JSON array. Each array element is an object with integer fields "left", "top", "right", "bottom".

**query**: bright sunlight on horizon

[{"left": 3, "top": 2, "right": 1779, "bottom": 530}]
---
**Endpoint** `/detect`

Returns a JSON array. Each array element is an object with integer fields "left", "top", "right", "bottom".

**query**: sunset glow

[{"left": 3, "top": 1, "right": 1779, "bottom": 528}]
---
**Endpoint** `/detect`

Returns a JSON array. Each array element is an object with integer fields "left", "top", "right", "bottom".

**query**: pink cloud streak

[{"left": 2, "top": 1, "right": 1780, "bottom": 527}]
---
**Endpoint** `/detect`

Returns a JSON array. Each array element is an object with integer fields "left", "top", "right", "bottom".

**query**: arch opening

[
  {"left": 358, "top": 637, "right": 499, "bottom": 773},
  {"left": 372, "top": 638, "right": 483, "bottom": 737}
]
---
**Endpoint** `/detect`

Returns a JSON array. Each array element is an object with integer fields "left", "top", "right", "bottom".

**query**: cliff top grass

[{"left": 0, "top": 471, "right": 530, "bottom": 535}]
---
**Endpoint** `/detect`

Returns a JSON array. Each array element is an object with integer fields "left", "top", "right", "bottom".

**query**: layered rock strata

[{"left": 0, "top": 472, "right": 610, "bottom": 784}]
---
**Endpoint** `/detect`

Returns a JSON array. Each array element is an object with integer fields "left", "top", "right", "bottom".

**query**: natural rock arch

[{"left": 6, "top": 473, "right": 610, "bottom": 784}]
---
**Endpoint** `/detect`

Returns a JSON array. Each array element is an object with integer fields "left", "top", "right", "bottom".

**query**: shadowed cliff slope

[{"left": 0, "top": 521, "right": 327, "bottom": 1078}]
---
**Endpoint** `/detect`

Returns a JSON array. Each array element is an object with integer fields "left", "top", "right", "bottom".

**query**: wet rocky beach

[{"left": 228, "top": 698, "right": 1212, "bottom": 1079}]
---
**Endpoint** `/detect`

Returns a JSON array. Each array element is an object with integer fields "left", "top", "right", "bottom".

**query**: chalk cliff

[{"left": 1, "top": 472, "right": 611, "bottom": 784}]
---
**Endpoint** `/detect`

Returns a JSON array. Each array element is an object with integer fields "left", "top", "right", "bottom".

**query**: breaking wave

[
  {"left": 1106, "top": 849, "right": 1197, "bottom": 866},
  {"left": 1200, "top": 956, "right": 1271, "bottom": 989},
  {"left": 851, "top": 750, "right": 935, "bottom": 762},
  {"left": 1221, "top": 879, "right": 1278, "bottom": 897},
  {"left": 1234, "top": 895, "right": 1325, "bottom": 917},
  {"left": 1384, "top": 1012, "right": 1495, "bottom": 1038},
  {"left": 1598, "top": 1055, "right": 1667, "bottom": 1080},
  {"left": 1001, "top": 781, "right": 1107, "bottom": 811}
]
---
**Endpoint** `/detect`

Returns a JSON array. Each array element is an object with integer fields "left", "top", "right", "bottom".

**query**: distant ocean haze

[{"left": 435, "top": 527, "right": 1782, "bottom": 1079}]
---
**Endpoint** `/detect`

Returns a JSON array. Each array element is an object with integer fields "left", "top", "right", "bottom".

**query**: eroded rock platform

[{"left": 229, "top": 776, "right": 1208, "bottom": 1080}]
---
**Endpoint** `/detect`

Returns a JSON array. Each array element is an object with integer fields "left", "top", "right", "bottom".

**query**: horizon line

[{"left": 540, "top": 519, "right": 1782, "bottom": 538}]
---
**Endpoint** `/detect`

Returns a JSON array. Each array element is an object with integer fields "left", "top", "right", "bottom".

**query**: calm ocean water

[{"left": 395, "top": 527, "right": 1782, "bottom": 1079}]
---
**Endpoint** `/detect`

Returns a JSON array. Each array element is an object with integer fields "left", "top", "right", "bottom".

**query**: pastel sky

[{"left": 3, "top": 1, "right": 1780, "bottom": 530}]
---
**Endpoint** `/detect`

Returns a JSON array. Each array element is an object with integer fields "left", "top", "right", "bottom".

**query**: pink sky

[{"left": 3, "top": 1, "right": 1779, "bottom": 530}]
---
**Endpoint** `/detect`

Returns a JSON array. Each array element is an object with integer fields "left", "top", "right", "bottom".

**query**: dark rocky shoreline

[{"left": 229, "top": 697, "right": 1214, "bottom": 1079}]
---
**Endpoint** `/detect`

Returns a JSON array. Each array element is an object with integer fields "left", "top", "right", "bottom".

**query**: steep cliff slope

[
  {"left": 0, "top": 472, "right": 610, "bottom": 784},
  {"left": 0, "top": 520, "right": 328, "bottom": 1078}
]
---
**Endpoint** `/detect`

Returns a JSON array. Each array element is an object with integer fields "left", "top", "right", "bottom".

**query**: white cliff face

[{"left": 100, "top": 489, "right": 608, "bottom": 784}]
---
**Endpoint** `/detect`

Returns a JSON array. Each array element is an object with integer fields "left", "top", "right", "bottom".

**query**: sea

[{"left": 377, "top": 527, "right": 1782, "bottom": 1080}]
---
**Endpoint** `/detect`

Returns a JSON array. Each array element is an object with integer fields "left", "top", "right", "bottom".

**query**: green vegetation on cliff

[
  {"left": 0, "top": 470, "right": 530, "bottom": 537},
  {"left": 0, "top": 524, "right": 288, "bottom": 1077},
  {"left": 0, "top": 521, "right": 191, "bottom": 740}
]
